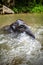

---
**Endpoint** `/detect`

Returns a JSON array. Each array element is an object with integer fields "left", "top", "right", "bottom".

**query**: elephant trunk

[{"left": 25, "top": 28, "right": 35, "bottom": 39}]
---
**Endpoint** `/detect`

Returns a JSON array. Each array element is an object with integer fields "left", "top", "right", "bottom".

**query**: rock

[
  {"left": 3, "top": 5, "right": 14, "bottom": 14},
  {"left": 0, "top": 4, "right": 14, "bottom": 14}
]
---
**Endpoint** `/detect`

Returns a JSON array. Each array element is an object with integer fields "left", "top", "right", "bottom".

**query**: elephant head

[
  {"left": 10, "top": 19, "right": 35, "bottom": 39},
  {"left": 1, "top": 19, "right": 35, "bottom": 39}
]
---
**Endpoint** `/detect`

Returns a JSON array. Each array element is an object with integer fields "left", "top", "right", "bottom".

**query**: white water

[{"left": 0, "top": 26, "right": 43, "bottom": 65}]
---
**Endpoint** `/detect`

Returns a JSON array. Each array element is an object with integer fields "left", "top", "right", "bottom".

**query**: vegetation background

[{"left": 0, "top": 0, "right": 43, "bottom": 13}]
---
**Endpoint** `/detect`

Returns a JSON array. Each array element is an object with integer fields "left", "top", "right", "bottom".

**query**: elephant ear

[
  {"left": 0, "top": 25, "right": 13, "bottom": 33},
  {"left": 10, "top": 23, "right": 17, "bottom": 31}
]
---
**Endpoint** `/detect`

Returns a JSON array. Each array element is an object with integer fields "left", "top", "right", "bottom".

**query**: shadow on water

[{"left": 0, "top": 25, "right": 43, "bottom": 65}]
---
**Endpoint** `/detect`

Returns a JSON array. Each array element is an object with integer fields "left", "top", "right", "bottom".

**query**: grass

[{"left": 0, "top": 13, "right": 43, "bottom": 28}]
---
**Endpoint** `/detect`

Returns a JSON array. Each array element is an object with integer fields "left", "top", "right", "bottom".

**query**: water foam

[{"left": 0, "top": 31, "right": 42, "bottom": 65}]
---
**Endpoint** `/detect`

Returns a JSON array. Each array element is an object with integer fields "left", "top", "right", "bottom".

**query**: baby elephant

[{"left": 1, "top": 19, "right": 35, "bottom": 39}]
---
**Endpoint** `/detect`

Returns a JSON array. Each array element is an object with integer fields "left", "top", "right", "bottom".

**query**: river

[
  {"left": 0, "top": 14, "right": 43, "bottom": 65},
  {"left": 0, "top": 25, "right": 43, "bottom": 65}
]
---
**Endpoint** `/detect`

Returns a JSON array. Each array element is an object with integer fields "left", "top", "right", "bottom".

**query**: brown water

[{"left": 0, "top": 14, "right": 43, "bottom": 65}]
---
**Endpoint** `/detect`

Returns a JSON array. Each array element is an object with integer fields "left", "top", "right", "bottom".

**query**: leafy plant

[
  {"left": 31, "top": 5, "right": 43, "bottom": 13},
  {"left": 13, "top": 7, "right": 18, "bottom": 13},
  {"left": 12, "top": 4, "right": 43, "bottom": 13}
]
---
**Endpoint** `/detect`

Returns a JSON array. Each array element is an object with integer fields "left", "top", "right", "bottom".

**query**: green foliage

[
  {"left": 12, "top": 7, "right": 30, "bottom": 13},
  {"left": 13, "top": 7, "right": 18, "bottom": 13},
  {"left": 22, "top": 7, "right": 31, "bottom": 13},
  {"left": 0, "top": 0, "right": 43, "bottom": 13},
  {"left": 31, "top": 5, "right": 43, "bottom": 13},
  {"left": 13, "top": 5, "right": 43, "bottom": 13},
  {"left": 12, "top": 0, "right": 43, "bottom": 13}
]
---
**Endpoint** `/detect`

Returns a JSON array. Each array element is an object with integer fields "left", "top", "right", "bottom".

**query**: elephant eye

[
  {"left": 19, "top": 25, "right": 27, "bottom": 29},
  {"left": 19, "top": 25, "right": 25, "bottom": 28}
]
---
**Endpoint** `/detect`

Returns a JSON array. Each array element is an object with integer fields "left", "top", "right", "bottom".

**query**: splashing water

[{"left": 0, "top": 26, "right": 43, "bottom": 65}]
